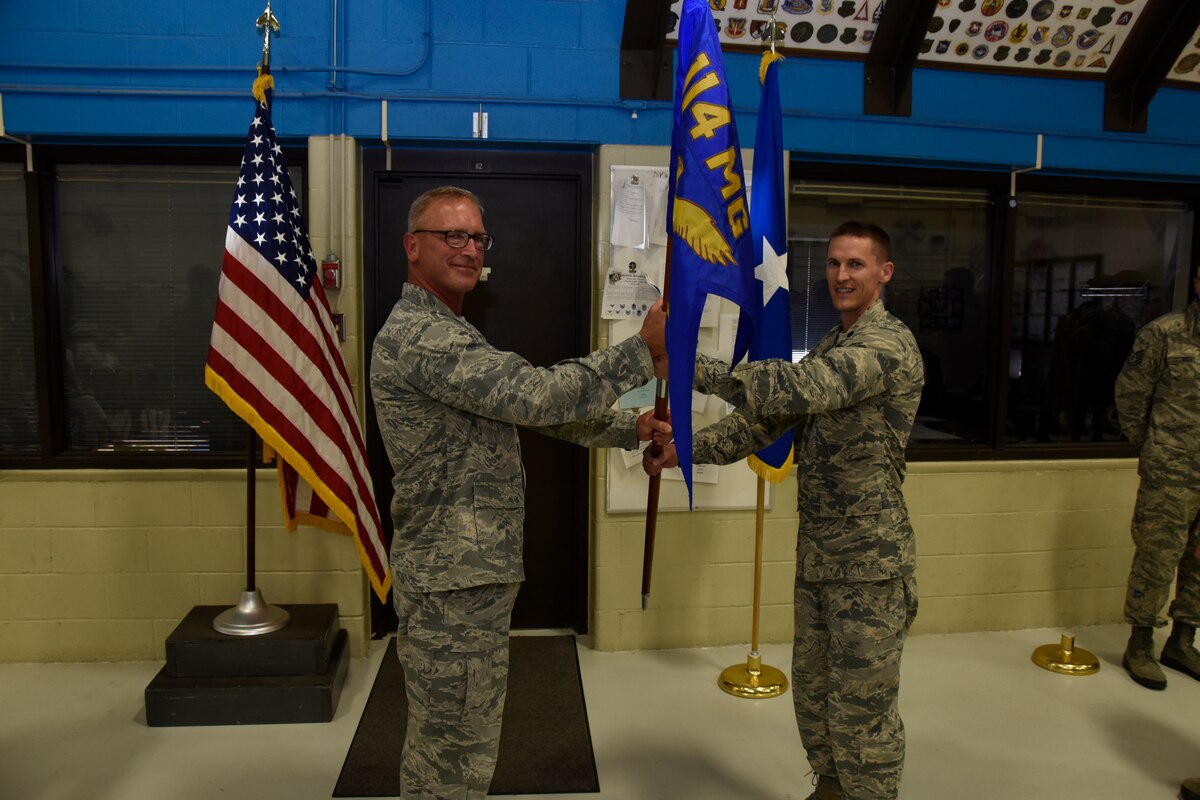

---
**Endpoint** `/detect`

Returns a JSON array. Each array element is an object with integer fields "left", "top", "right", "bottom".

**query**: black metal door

[{"left": 362, "top": 148, "right": 593, "bottom": 635}]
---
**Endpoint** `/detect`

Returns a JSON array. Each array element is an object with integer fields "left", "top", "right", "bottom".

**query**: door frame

[{"left": 360, "top": 145, "right": 595, "bottom": 638}]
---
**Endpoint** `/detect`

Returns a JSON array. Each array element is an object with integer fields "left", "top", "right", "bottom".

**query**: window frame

[
  {"left": 0, "top": 143, "right": 308, "bottom": 470},
  {"left": 788, "top": 159, "right": 1200, "bottom": 463}
]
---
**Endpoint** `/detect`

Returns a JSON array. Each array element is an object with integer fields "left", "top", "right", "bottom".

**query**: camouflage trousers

[
  {"left": 393, "top": 583, "right": 521, "bottom": 800},
  {"left": 792, "top": 574, "right": 918, "bottom": 800},
  {"left": 1124, "top": 479, "right": 1200, "bottom": 627}
]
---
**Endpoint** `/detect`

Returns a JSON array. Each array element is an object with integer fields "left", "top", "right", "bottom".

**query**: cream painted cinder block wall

[
  {"left": 0, "top": 471, "right": 369, "bottom": 663},
  {"left": 0, "top": 136, "right": 373, "bottom": 664},
  {"left": 588, "top": 460, "right": 1139, "bottom": 652}
]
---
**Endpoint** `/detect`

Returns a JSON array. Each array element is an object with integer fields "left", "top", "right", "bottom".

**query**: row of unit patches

[{"left": 663, "top": 0, "right": 1195, "bottom": 79}]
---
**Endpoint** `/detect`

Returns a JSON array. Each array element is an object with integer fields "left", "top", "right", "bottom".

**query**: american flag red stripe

[{"left": 205, "top": 91, "right": 390, "bottom": 601}]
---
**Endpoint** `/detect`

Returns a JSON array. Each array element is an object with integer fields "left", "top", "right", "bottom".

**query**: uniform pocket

[{"left": 830, "top": 579, "right": 907, "bottom": 645}]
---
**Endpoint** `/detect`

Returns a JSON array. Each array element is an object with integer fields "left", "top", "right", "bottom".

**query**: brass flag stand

[
  {"left": 718, "top": 18, "right": 788, "bottom": 700},
  {"left": 1031, "top": 632, "right": 1100, "bottom": 676},
  {"left": 718, "top": 479, "right": 787, "bottom": 698}
]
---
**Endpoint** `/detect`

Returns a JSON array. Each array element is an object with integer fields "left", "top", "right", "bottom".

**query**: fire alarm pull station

[{"left": 321, "top": 258, "right": 341, "bottom": 290}]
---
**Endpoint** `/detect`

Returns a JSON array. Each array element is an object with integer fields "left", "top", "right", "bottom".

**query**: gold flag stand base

[
  {"left": 1031, "top": 633, "right": 1099, "bottom": 676},
  {"left": 719, "top": 651, "right": 788, "bottom": 699}
]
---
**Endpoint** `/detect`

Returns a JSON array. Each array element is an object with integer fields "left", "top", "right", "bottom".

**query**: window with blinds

[
  {"left": 1007, "top": 193, "right": 1191, "bottom": 446},
  {"left": 788, "top": 182, "right": 993, "bottom": 447},
  {"left": 0, "top": 165, "right": 37, "bottom": 453},
  {"left": 53, "top": 165, "right": 260, "bottom": 455}
]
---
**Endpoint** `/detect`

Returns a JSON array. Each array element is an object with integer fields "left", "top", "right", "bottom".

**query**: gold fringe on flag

[
  {"left": 251, "top": 67, "right": 275, "bottom": 104},
  {"left": 747, "top": 449, "right": 794, "bottom": 484},
  {"left": 759, "top": 50, "right": 784, "bottom": 85}
]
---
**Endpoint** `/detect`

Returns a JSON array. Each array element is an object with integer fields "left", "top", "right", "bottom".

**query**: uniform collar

[
  {"left": 839, "top": 298, "right": 885, "bottom": 339},
  {"left": 403, "top": 282, "right": 460, "bottom": 318}
]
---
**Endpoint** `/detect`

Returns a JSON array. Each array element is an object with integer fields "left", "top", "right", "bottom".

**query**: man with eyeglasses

[{"left": 370, "top": 185, "right": 668, "bottom": 800}]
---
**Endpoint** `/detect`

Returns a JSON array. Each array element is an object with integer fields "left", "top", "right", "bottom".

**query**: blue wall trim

[{"left": 2, "top": 0, "right": 1198, "bottom": 182}]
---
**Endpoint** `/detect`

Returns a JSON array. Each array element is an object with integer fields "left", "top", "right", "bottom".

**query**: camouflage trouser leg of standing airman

[
  {"left": 792, "top": 574, "right": 918, "bottom": 800},
  {"left": 394, "top": 583, "right": 521, "bottom": 800},
  {"left": 1124, "top": 479, "right": 1200, "bottom": 627}
]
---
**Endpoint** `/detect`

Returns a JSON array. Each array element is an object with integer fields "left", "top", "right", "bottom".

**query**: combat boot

[
  {"left": 1122, "top": 625, "right": 1167, "bottom": 690},
  {"left": 806, "top": 774, "right": 844, "bottom": 800},
  {"left": 1160, "top": 622, "right": 1200, "bottom": 681}
]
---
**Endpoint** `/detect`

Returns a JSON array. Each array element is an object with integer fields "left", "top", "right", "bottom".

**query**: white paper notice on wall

[
  {"left": 661, "top": 462, "right": 720, "bottom": 485},
  {"left": 618, "top": 380, "right": 655, "bottom": 410},
  {"left": 647, "top": 170, "right": 670, "bottom": 246},
  {"left": 610, "top": 172, "right": 646, "bottom": 248},
  {"left": 604, "top": 161, "right": 769, "bottom": 513},
  {"left": 617, "top": 444, "right": 647, "bottom": 471},
  {"left": 602, "top": 248, "right": 662, "bottom": 319},
  {"left": 718, "top": 312, "right": 740, "bottom": 364}
]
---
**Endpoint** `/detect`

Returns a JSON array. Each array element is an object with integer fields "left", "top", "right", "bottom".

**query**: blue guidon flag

[
  {"left": 745, "top": 50, "right": 794, "bottom": 483},
  {"left": 666, "top": 0, "right": 758, "bottom": 503},
  {"left": 204, "top": 87, "right": 390, "bottom": 602}
]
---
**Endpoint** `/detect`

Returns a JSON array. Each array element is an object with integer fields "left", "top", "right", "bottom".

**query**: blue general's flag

[
  {"left": 745, "top": 51, "right": 794, "bottom": 482},
  {"left": 667, "top": 0, "right": 758, "bottom": 503}
]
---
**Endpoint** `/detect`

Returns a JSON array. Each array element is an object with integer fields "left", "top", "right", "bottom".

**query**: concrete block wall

[
  {"left": 0, "top": 469, "right": 368, "bottom": 663},
  {"left": 587, "top": 459, "right": 1138, "bottom": 652}
]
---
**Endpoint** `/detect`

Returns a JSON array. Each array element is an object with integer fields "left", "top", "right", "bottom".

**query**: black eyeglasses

[{"left": 412, "top": 229, "right": 495, "bottom": 251}]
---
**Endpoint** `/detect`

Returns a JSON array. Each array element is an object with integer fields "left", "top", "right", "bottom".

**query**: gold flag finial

[
  {"left": 759, "top": 13, "right": 785, "bottom": 85},
  {"left": 256, "top": 2, "right": 280, "bottom": 71},
  {"left": 252, "top": 3, "right": 280, "bottom": 103}
]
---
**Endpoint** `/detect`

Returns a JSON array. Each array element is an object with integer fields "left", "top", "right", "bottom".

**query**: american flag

[{"left": 204, "top": 91, "right": 390, "bottom": 602}]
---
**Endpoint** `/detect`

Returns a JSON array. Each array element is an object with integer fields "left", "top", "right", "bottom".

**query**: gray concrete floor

[{"left": 0, "top": 624, "right": 1196, "bottom": 799}]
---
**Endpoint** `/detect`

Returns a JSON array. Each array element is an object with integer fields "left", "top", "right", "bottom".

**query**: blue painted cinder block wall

[{"left": 1, "top": 0, "right": 1198, "bottom": 181}]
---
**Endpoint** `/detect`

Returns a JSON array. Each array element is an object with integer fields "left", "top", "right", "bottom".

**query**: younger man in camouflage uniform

[
  {"left": 370, "top": 186, "right": 668, "bottom": 799},
  {"left": 645, "top": 221, "right": 923, "bottom": 800},
  {"left": 1115, "top": 266, "right": 1200, "bottom": 691}
]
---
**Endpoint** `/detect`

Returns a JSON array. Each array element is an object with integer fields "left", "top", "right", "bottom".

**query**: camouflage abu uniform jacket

[
  {"left": 1114, "top": 300, "right": 1200, "bottom": 484},
  {"left": 692, "top": 300, "right": 924, "bottom": 582},
  {"left": 370, "top": 283, "right": 654, "bottom": 593}
]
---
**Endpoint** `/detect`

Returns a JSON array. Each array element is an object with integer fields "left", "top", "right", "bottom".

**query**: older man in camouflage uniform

[
  {"left": 370, "top": 186, "right": 667, "bottom": 799},
  {"left": 1116, "top": 266, "right": 1200, "bottom": 691},
  {"left": 646, "top": 221, "right": 923, "bottom": 800}
]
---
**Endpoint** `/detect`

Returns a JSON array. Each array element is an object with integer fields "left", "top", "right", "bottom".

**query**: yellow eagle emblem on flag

[{"left": 672, "top": 196, "right": 735, "bottom": 267}]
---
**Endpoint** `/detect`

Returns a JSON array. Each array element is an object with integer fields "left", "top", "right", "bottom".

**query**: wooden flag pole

[{"left": 641, "top": 245, "right": 672, "bottom": 610}]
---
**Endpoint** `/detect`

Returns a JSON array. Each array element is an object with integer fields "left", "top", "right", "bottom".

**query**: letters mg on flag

[{"left": 666, "top": 0, "right": 758, "bottom": 502}]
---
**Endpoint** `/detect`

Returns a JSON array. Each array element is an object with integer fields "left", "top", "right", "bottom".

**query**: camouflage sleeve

[
  {"left": 1114, "top": 321, "right": 1165, "bottom": 447},
  {"left": 694, "top": 354, "right": 738, "bottom": 402},
  {"left": 396, "top": 316, "right": 653, "bottom": 427},
  {"left": 532, "top": 410, "right": 639, "bottom": 449},
  {"left": 711, "top": 331, "right": 910, "bottom": 418},
  {"left": 693, "top": 407, "right": 800, "bottom": 466}
]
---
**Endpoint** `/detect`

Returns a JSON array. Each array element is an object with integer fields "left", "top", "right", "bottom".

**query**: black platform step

[
  {"left": 145, "top": 628, "right": 349, "bottom": 727},
  {"left": 165, "top": 603, "right": 340, "bottom": 677}
]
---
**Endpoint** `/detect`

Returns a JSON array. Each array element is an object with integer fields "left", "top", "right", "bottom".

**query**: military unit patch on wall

[
  {"left": 1169, "top": 27, "right": 1200, "bottom": 85},
  {"left": 918, "top": 0, "right": 1148, "bottom": 75},
  {"left": 663, "top": 0, "right": 1186, "bottom": 79}
]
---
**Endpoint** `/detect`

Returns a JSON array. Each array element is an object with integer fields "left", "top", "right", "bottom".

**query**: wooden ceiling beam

[
  {"left": 1104, "top": 0, "right": 1200, "bottom": 133},
  {"left": 864, "top": 0, "right": 940, "bottom": 116},
  {"left": 620, "top": 0, "right": 675, "bottom": 101}
]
